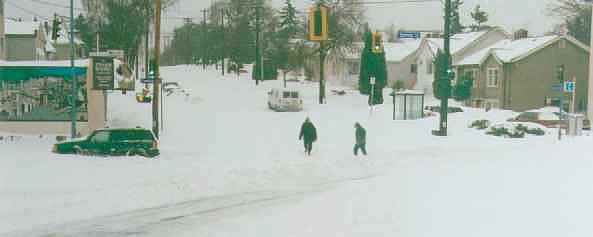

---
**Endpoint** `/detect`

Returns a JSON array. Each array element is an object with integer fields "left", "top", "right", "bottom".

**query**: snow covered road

[{"left": 1, "top": 66, "right": 592, "bottom": 236}]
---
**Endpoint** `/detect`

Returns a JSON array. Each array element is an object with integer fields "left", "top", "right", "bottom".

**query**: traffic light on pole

[
  {"left": 51, "top": 17, "right": 62, "bottom": 41},
  {"left": 557, "top": 65, "right": 565, "bottom": 82},
  {"left": 308, "top": 4, "right": 328, "bottom": 41},
  {"left": 371, "top": 31, "right": 384, "bottom": 54}
]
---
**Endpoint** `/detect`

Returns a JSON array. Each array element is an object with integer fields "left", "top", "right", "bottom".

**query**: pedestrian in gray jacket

[{"left": 354, "top": 122, "right": 367, "bottom": 156}]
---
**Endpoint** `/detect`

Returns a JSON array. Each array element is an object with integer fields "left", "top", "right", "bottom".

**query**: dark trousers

[
  {"left": 304, "top": 141, "right": 313, "bottom": 155},
  {"left": 354, "top": 143, "right": 367, "bottom": 156}
]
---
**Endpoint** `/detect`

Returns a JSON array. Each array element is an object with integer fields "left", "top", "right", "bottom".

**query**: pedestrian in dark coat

[
  {"left": 354, "top": 122, "right": 367, "bottom": 156},
  {"left": 299, "top": 117, "right": 317, "bottom": 156}
]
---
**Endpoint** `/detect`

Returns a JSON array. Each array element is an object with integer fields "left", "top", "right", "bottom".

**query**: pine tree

[
  {"left": 432, "top": 50, "right": 451, "bottom": 100},
  {"left": 453, "top": 73, "right": 473, "bottom": 101},
  {"left": 450, "top": 0, "right": 465, "bottom": 34},
  {"left": 358, "top": 31, "right": 387, "bottom": 105},
  {"left": 470, "top": 5, "right": 488, "bottom": 31}
]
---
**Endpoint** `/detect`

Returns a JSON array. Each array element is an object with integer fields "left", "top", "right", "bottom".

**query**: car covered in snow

[
  {"left": 267, "top": 88, "right": 303, "bottom": 112},
  {"left": 52, "top": 128, "right": 160, "bottom": 158},
  {"left": 507, "top": 107, "right": 566, "bottom": 128}
]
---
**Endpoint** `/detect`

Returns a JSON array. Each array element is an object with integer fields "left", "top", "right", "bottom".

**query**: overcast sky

[{"left": 4, "top": 0, "right": 562, "bottom": 36}]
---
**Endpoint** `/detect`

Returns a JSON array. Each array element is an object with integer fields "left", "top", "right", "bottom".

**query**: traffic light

[
  {"left": 371, "top": 31, "right": 384, "bottom": 54},
  {"left": 51, "top": 17, "right": 62, "bottom": 41},
  {"left": 308, "top": 4, "right": 328, "bottom": 41},
  {"left": 556, "top": 65, "right": 565, "bottom": 82}
]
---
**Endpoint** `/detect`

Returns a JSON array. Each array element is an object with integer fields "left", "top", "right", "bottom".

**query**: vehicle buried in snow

[
  {"left": 52, "top": 128, "right": 160, "bottom": 158},
  {"left": 267, "top": 88, "right": 303, "bottom": 112}
]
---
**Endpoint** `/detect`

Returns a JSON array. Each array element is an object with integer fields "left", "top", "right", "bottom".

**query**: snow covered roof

[
  {"left": 4, "top": 21, "right": 41, "bottom": 35},
  {"left": 455, "top": 35, "right": 589, "bottom": 66},
  {"left": 342, "top": 39, "right": 422, "bottom": 63},
  {"left": 426, "top": 31, "right": 489, "bottom": 55},
  {"left": 0, "top": 59, "right": 90, "bottom": 68},
  {"left": 383, "top": 39, "right": 422, "bottom": 62}
]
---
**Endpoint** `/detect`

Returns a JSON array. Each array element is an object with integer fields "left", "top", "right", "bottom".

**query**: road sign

[
  {"left": 398, "top": 31, "right": 421, "bottom": 39},
  {"left": 565, "top": 81, "right": 575, "bottom": 93},
  {"left": 92, "top": 56, "right": 115, "bottom": 90},
  {"left": 551, "top": 84, "right": 562, "bottom": 92}
]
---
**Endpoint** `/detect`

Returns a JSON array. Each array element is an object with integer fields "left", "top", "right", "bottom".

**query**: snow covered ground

[{"left": 1, "top": 66, "right": 592, "bottom": 236}]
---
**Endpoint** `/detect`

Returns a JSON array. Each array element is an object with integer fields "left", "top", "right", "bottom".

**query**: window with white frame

[
  {"left": 467, "top": 68, "right": 479, "bottom": 88},
  {"left": 487, "top": 68, "right": 499, "bottom": 88}
]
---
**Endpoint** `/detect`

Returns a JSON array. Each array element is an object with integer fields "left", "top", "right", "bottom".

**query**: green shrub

[{"left": 486, "top": 127, "right": 508, "bottom": 136}]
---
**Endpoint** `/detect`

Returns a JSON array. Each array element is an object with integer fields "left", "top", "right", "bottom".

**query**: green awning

[{"left": 0, "top": 66, "right": 87, "bottom": 81}]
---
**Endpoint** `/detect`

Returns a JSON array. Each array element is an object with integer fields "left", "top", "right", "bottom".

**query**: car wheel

[
  {"left": 126, "top": 149, "right": 137, "bottom": 156},
  {"left": 73, "top": 146, "right": 83, "bottom": 155}
]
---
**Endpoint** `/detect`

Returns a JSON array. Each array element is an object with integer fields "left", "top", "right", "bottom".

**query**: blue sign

[
  {"left": 551, "top": 84, "right": 562, "bottom": 92},
  {"left": 398, "top": 31, "right": 421, "bottom": 39},
  {"left": 564, "top": 81, "right": 575, "bottom": 93}
]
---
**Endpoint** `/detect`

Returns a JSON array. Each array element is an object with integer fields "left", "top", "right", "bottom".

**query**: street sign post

[
  {"left": 398, "top": 31, "right": 421, "bottom": 39},
  {"left": 370, "top": 76, "right": 376, "bottom": 116},
  {"left": 564, "top": 80, "right": 575, "bottom": 93}
]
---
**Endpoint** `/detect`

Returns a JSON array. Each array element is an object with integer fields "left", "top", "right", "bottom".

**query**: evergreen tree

[
  {"left": 450, "top": 0, "right": 465, "bottom": 34},
  {"left": 470, "top": 5, "right": 488, "bottom": 31},
  {"left": 432, "top": 50, "right": 451, "bottom": 100},
  {"left": 453, "top": 73, "right": 473, "bottom": 101},
  {"left": 358, "top": 31, "right": 387, "bottom": 105},
  {"left": 272, "top": 0, "right": 304, "bottom": 85}
]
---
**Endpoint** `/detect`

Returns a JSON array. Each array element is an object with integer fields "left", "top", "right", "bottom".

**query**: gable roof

[
  {"left": 423, "top": 27, "right": 509, "bottom": 58},
  {"left": 4, "top": 21, "right": 41, "bottom": 35},
  {"left": 384, "top": 39, "right": 422, "bottom": 62},
  {"left": 455, "top": 35, "right": 590, "bottom": 66}
]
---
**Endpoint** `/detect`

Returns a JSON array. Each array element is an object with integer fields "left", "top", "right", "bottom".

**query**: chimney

[{"left": 513, "top": 29, "right": 528, "bottom": 40}]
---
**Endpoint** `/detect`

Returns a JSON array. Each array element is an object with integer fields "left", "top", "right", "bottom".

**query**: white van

[{"left": 267, "top": 88, "right": 303, "bottom": 112}]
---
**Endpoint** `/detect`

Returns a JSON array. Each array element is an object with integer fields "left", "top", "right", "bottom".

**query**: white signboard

[{"left": 370, "top": 77, "right": 376, "bottom": 85}]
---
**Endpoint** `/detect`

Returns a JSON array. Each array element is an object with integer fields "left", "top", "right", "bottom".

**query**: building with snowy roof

[
  {"left": 2, "top": 20, "right": 48, "bottom": 61},
  {"left": 454, "top": 34, "right": 590, "bottom": 112},
  {"left": 413, "top": 27, "right": 509, "bottom": 95},
  {"left": 311, "top": 36, "right": 423, "bottom": 89}
]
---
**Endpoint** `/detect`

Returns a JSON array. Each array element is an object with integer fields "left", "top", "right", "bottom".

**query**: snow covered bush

[{"left": 470, "top": 120, "right": 490, "bottom": 130}]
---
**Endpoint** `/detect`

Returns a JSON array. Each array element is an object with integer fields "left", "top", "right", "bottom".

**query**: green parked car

[{"left": 53, "top": 128, "right": 160, "bottom": 158}]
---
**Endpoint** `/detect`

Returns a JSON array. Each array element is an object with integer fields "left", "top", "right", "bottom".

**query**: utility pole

[
  {"left": 145, "top": 0, "right": 150, "bottom": 80},
  {"left": 558, "top": 64, "right": 565, "bottom": 141},
  {"left": 319, "top": 41, "right": 326, "bottom": 104},
  {"left": 588, "top": 5, "right": 593, "bottom": 123},
  {"left": 221, "top": 8, "right": 225, "bottom": 76},
  {"left": 201, "top": 9, "right": 208, "bottom": 70},
  {"left": 153, "top": 0, "right": 162, "bottom": 138},
  {"left": 184, "top": 17, "right": 193, "bottom": 65},
  {"left": 69, "top": 0, "right": 77, "bottom": 138},
  {"left": 255, "top": 2, "right": 261, "bottom": 85},
  {"left": 434, "top": 0, "right": 452, "bottom": 136}
]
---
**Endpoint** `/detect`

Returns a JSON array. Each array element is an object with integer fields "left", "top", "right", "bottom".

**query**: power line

[
  {"left": 28, "top": 0, "right": 86, "bottom": 11},
  {"left": 5, "top": 0, "right": 50, "bottom": 20}
]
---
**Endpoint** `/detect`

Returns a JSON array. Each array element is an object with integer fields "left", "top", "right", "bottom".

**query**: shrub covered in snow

[{"left": 470, "top": 120, "right": 490, "bottom": 130}]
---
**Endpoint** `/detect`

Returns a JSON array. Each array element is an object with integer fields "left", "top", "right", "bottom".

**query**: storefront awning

[
  {"left": 0, "top": 60, "right": 89, "bottom": 81},
  {"left": 0, "top": 66, "right": 87, "bottom": 81}
]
